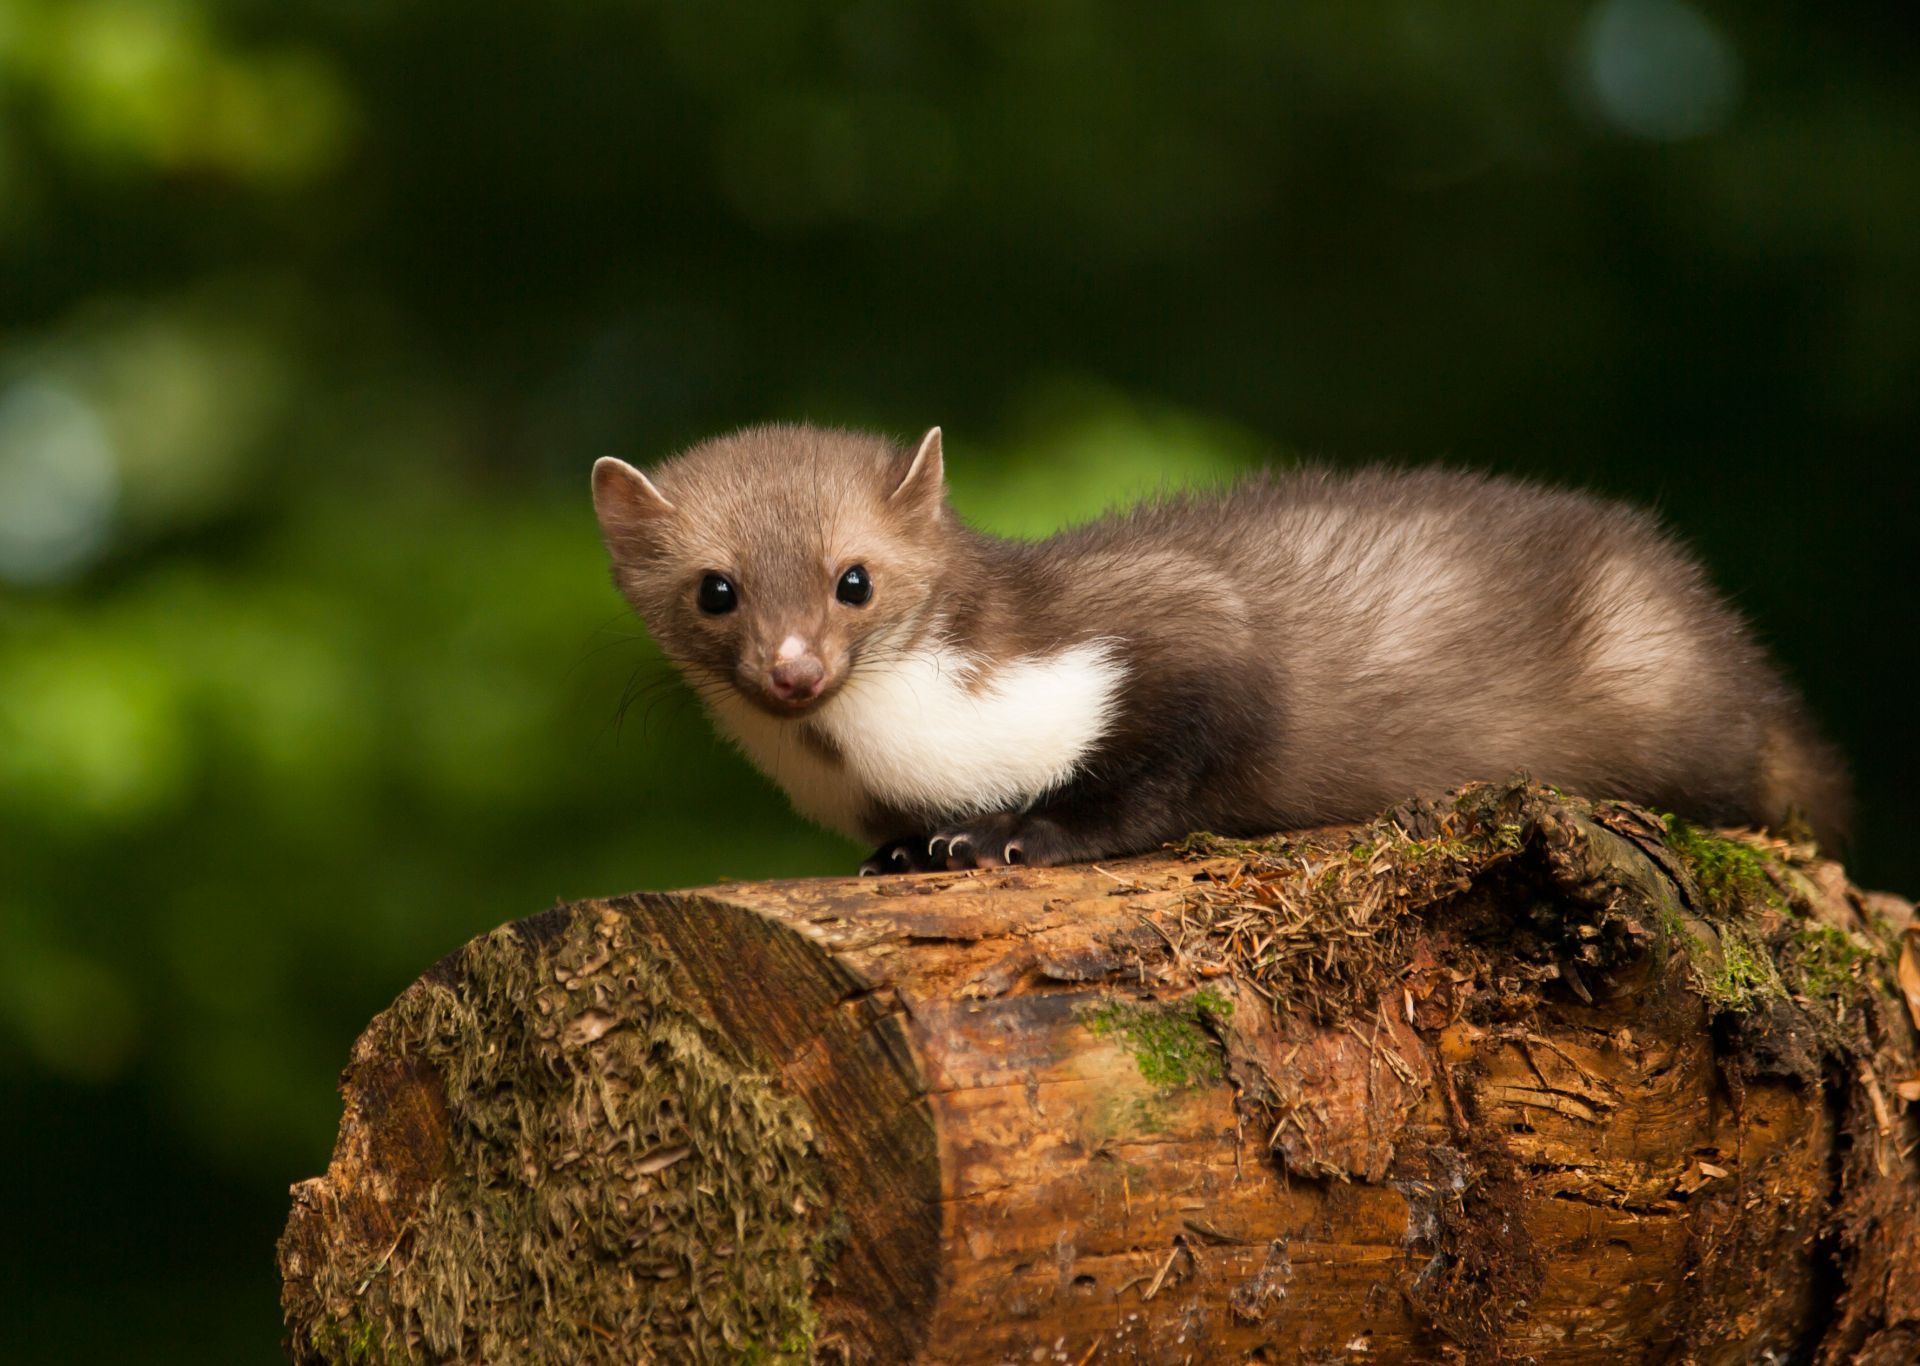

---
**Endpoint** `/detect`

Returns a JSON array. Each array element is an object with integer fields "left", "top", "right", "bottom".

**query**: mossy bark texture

[{"left": 280, "top": 782, "right": 1920, "bottom": 1364}]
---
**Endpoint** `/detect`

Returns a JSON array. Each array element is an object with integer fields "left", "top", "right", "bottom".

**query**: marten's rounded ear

[
  {"left": 592, "top": 457, "right": 675, "bottom": 542},
  {"left": 889, "top": 426, "right": 945, "bottom": 515}
]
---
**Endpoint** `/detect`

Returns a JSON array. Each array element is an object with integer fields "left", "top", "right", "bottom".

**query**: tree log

[{"left": 279, "top": 782, "right": 1920, "bottom": 1364}]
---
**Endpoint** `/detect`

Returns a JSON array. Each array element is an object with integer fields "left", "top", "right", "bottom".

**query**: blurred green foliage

[{"left": 0, "top": 1, "right": 1914, "bottom": 1359}]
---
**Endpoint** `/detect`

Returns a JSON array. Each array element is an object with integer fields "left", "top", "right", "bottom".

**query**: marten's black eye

[
  {"left": 696, "top": 573, "right": 738, "bottom": 615},
  {"left": 835, "top": 564, "right": 872, "bottom": 607}
]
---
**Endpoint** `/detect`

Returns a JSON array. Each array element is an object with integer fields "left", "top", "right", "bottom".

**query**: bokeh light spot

[
  {"left": 0, "top": 381, "right": 119, "bottom": 583},
  {"left": 1576, "top": 0, "right": 1741, "bottom": 141},
  {"left": 0, "top": 635, "right": 191, "bottom": 823}
]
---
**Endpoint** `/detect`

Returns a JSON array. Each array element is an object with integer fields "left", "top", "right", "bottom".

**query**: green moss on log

[
  {"left": 308, "top": 1312, "right": 403, "bottom": 1366},
  {"left": 1661, "top": 815, "right": 1786, "bottom": 916},
  {"left": 1080, "top": 988, "right": 1234, "bottom": 1089},
  {"left": 1652, "top": 896, "right": 1785, "bottom": 1015},
  {"left": 1787, "top": 924, "right": 1878, "bottom": 1007}
]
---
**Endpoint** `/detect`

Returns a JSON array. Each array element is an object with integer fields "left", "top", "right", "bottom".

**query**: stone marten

[{"left": 592, "top": 424, "right": 1848, "bottom": 872}]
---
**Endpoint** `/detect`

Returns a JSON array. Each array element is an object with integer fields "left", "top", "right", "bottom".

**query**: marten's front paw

[
  {"left": 860, "top": 816, "right": 1073, "bottom": 875},
  {"left": 861, "top": 815, "right": 1072, "bottom": 875}
]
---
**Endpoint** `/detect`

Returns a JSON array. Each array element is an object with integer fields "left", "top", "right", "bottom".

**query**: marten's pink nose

[{"left": 767, "top": 656, "right": 825, "bottom": 703}]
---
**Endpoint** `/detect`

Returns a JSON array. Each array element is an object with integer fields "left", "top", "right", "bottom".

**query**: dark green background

[{"left": 1, "top": 2, "right": 1914, "bottom": 1359}]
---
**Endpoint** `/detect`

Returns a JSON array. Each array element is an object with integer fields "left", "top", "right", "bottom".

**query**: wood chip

[
  {"left": 1899, "top": 931, "right": 1920, "bottom": 1033},
  {"left": 1860, "top": 1062, "right": 1894, "bottom": 1138},
  {"left": 1142, "top": 1239, "right": 1186, "bottom": 1301}
]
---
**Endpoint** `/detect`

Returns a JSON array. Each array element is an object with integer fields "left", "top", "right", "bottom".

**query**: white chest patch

[{"left": 702, "top": 640, "right": 1127, "bottom": 841}]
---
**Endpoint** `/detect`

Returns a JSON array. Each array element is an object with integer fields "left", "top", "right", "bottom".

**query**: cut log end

[
  {"left": 280, "top": 781, "right": 1920, "bottom": 1364},
  {"left": 279, "top": 906, "right": 859, "bottom": 1362}
]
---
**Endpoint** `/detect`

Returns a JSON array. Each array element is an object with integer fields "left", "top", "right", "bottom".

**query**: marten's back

[{"left": 1023, "top": 465, "right": 1848, "bottom": 844}]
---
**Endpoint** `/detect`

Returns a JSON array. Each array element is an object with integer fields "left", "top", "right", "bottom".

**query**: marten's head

[{"left": 592, "top": 424, "right": 954, "bottom": 718}]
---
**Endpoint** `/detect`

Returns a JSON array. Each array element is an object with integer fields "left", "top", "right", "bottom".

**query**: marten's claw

[
  {"left": 858, "top": 841, "right": 921, "bottom": 876},
  {"left": 859, "top": 836, "right": 959, "bottom": 875}
]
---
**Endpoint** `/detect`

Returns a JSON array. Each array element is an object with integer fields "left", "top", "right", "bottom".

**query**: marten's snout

[
  {"left": 761, "top": 634, "right": 828, "bottom": 707},
  {"left": 767, "top": 655, "right": 825, "bottom": 703}
]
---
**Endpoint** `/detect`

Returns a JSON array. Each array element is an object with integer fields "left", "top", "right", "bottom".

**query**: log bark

[{"left": 279, "top": 782, "right": 1920, "bottom": 1364}]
